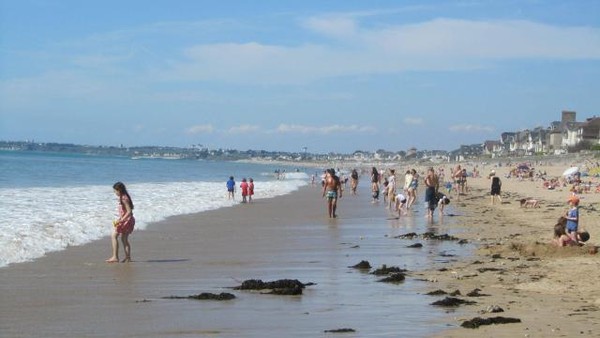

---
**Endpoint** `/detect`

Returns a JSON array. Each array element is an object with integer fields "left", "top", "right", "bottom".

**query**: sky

[{"left": 1, "top": 0, "right": 599, "bottom": 153}]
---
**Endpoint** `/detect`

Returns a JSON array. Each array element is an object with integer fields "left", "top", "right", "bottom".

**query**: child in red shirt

[
  {"left": 248, "top": 178, "right": 254, "bottom": 203},
  {"left": 240, "top": 178, "right": 249, "bottom": 203}
]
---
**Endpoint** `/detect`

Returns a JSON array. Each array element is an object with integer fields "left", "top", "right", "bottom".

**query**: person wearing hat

[{"left": 565, "top": 195, "right": 580, "bottom": 243}]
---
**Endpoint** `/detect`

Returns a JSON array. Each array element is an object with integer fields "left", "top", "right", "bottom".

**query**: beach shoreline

[
  {"left": 1, "top": 183, "right": 453, "bottom": 337},
  {"left": 2, "top": 156, "right": 600, "bottom": 337}
]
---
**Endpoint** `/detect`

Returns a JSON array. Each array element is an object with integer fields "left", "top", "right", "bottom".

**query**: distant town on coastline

[{"left": 2, "top": 111, "right": 599, "bottom": 163}]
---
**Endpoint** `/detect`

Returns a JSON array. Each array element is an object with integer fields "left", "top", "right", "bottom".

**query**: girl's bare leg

[
  {"left": 121, "top": 233, "right": 131, "bottom": 262},
  {"left": 106, "top": 232, "right": 119, "bottom": 262}
]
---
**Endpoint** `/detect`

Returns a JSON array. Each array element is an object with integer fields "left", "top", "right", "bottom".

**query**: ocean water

[{"left": 0, "top": 151, "right": 308, "bottom": 268}]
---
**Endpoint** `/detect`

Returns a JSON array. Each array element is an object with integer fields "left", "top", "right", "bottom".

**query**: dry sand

[{"left": 421, "top": 160, "right": 600, "bottom": 337}]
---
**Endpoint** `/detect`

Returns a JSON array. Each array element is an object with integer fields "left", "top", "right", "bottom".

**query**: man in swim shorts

[{"left": 322, "top": 168, "right": 343, "bottom": 218}]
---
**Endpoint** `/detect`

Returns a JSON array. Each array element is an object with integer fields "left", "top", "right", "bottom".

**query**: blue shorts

[{"left": 326, "top": 190, "right": 337, "bottom": 199}]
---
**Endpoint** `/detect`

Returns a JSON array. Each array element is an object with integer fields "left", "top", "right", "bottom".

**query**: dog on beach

[{"left": 520, "top": 198, "right": 540, "bottom": 208}]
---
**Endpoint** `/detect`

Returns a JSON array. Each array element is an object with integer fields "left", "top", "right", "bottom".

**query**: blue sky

[{"left": 1, "top": 0, "right": 599, "bottom": 153}]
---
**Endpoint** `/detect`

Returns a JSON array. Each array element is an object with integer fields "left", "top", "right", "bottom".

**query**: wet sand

[{"left": 1, "top": 184, "right": 457, "bottom": 338}]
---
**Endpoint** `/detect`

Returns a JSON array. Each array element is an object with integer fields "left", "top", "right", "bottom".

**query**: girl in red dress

[{"left": 106, "top": 182, "right": 135, "bottom": 263}]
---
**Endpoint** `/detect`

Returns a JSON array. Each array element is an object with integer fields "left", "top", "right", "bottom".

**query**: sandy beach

[
  {"left": 2, "top": 157, "right": 600, "bottom": 337},
  {"left": 1, "top": 181, "right": 454, "bottom": 338},
  {"left": 422, "top": 159, "right": 600, "bottom": 337}
]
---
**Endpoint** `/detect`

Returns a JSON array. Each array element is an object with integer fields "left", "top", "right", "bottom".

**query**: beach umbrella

[
  {"left": 562, "top": 167, "right": 579, "bottom": 177},
  {"left": 517, "top": 164, "right": 529, "bottom": 170}
]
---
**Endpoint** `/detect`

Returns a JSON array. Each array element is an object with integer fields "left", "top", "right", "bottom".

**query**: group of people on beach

[
  {"left": 226, "top": 176, "right": 255, "bottom": 203},
  {"left": 331, "top": 166, "right": 451, "bottom": 220},
  {"left": 552, "top": 194, "right": 591, "bottom": 247}
]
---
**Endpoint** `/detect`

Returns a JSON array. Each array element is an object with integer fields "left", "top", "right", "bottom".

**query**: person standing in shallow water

[
  {"left": 240, "top": 178, "right": 249, "bottom": 203},
  {"left": 226, "top": 176, "right": 235, "bottom": 200},
  {"left": 350, "top": 169, "right": 359, "bottom": 195},
  {"left": 106, "top": 182, "right": 135, "bottom": 263},
  {"left": 424, "top": 167, "right": 439, "bottom": 218},
  {"left": 322, "top": 168, "right": 342, "bottom": 218},
  {"left": 248, "top": 178, "right": 254, "bottom": 203},
  {"left": 370, "top": 167, "right": 380, "bottom": 203}
]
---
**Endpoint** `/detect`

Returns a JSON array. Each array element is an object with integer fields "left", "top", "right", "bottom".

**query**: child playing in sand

[
  {"left": 552, "top": 222, "right": 576, "bottom": 247},
  {"left": 106, "top": 182, "right": 135, "bottom": 263},
  {"left": 565, "top": 195, "right": 580, "bottom": 243},
  {"left": 395, "top": 192, "right": 407, "bottom": 216},
  {"left": 438, "top": 194, "right": 450, "bottom": 215},
  {"left": 552, "top": 215, "right": 590, "bottom": 246}
]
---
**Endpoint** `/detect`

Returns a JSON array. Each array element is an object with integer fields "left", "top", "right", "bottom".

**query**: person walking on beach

[
  {"left": 350, "top": 169, "right": 359, "bottom": 195},
  {"left": 424, "top": 167, "right": 439, "bottom": 218},
  {"left": 406, "top": 169, "right": 418, "bottom": 209},
  {"left": 323, "top": 168, "right": 343, "bottom": 218},
  {"left": 226, "top": 176, "right": 236, "bottom": 200},
  {"left": 240, "top": 178, "right": 249, "bottom": 203},
  {"left": 452, "top": 165, "right": 463, "bottom": 200},
  {"left": 490, "top": 171, "right": 502, "bottom": 205},
  {"left": 106, "top": 182, "right": 135, "bottom": 263},
  {"left": 371, "top": 167, "right": 380, "bottom": 203},
  {"left": 248, "top": 178, "right": 254, "bottom": 203},
  {"left": 386, "top": 169, "right": 397, "bottom": 210}
]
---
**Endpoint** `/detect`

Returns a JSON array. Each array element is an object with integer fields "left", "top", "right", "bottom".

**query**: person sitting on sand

[
  {"left": 520, "top": 198, "right": 540, "bottom": 208},
  {"left": 552, "top": 218, "right": 590, "bottom": 247},
  {"left": 552, "top": 222, "right": 576, "bottom": 247}
]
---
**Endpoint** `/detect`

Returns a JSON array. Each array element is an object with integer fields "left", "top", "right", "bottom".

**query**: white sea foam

[{"left": 0, "top": 175, "right": 308, "bottom": 268}]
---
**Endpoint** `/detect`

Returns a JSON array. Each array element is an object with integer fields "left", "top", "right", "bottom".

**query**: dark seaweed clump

[
  {"left": 163, "top": 292, "right": 235, "bottom": 301},
  {"left": 324, "top": 328, "right": 356, "bottom": 333},
  {"left": 461, "top": 316, "right": 521, "bottom": 329},
  {"left": 350, "top": 260, "right": 372, "bottom": 269},
  {"left": 371, "top": 265, "right": 407, "bottom": 276},
  {"left": 377, "top": 273, "right": 406, "bottom": 283},
  {"left": 233, "top": 279, "right": 313, "bottom": 295},
  {"left": 394, "top": 232, "right": 465, "bottom": 242},
  {"left": 430, "top": 297, "right": 476, "bottom": 307},
  {"left": 426, "top": 289, "right": 462, "bottom": 296}
]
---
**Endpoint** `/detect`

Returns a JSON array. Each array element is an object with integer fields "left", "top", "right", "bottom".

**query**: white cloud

[
  {"left": 226, "top": 124, "right": 260, "bottom": 134},
  {"left": 448, "top": 124, "right": 494, "bottom": 133},
  {"left": 185, "top": 124, "right": 214, "bottom": 134},
  {"left": 160, "top": 18, "right": 600, "bottom": 85},
  {"left": 276, "top": 124, "right": 376, "bottom": 134},
  {"left": 303, "top": 16, "right": 357, "bottom": 39},
  {"left": 404, "top": 117, "right": 424, "bottom": 125},
  {"left": 364, "top": 18, "right": 600, "bottom": 59}
]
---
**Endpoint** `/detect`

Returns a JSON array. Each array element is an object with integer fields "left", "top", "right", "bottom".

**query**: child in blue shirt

[
  {"left": 226, "top": 176, "right": 235, "bottom": 200},
  {"left": 565, "top": 195, "right": 580, "bottom": 243}
]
